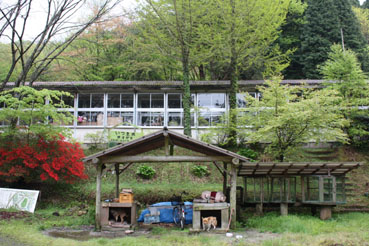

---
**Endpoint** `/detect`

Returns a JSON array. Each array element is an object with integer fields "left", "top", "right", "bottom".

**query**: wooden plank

[
  {"left": 243, "top": 177, "right": 247, "bottom": 204},
  {"left": 301, "top": 176, "right": 305, "bottom": 202},
  {"left": 230, "top": 164, "right": 237, "bottom": 229},
  {"left": 223, "top": 163, "right": 228, "bottom": 195},
  {"left": 96, "top": 163, "right": 103, "bottom": 231},
  {"left": 119, "top": 162, "right": 133, "bottom": 175},
  {"left": 319, "top": 177, "right": 324, "bottom": 203},
  {"left": 332, "top": 177, "right": 337, "bottom": 203},
  {"left": 164, "top": 134, "right": 169, "bottom": 156},
  {"left": 115, "top": 163, "right": 119, "bottom": 198},
  {"left": 103, "top": 155, "right": 232, "bottom": 163}
]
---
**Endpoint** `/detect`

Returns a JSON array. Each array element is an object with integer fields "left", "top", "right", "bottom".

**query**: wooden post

[
  {"left": 243, "top": 177, "right": 247, "bottom": 204},
  {"left": 319, "top": 177, "right": 324, "bottom": 202},
  {"left": 301, "top": 176, "right": 305, "bottom": 202},
  {"left": 115, "top": 163, "right": 119, "bottom": 198},
  {"left": 332, "top": 177, "right": 337, "bottom": 203},
  {"left": 230, "top": 164, "right": 237, "bottom": 229},
  {"left": 280, "top": 203, "right": 288, "bottom": 216},
  {"left": 223, "top": 163, "right": 228, "bottom": 195},
  {"left": 320, "top": 206, "right": 332, "bottom": 220},
  {"left": 270, "top": 178, "right": 274, "bottom": 201},
  {"left": 96, "top": 162, "right": 103, "bottom": 231},
  {"left": 260, "top": 178, "right": 264, "bottom": 209}
]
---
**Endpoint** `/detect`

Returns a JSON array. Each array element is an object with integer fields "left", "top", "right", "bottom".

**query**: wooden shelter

[
  {"left": 238, "top": 162, "right": 361, "bottom": 219},
  {"left": 83, "top": 127, "right": 250, "bottom": 231}
]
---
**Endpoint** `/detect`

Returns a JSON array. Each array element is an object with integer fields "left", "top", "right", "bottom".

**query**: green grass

[{"left": 1, "top": 209, "right": 369, "bottom": 246}]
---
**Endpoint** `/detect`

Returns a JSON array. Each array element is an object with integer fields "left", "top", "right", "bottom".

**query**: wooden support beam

[
  {"left": 319, "top": 177, "right": 324, "bottom": 203},
  {"left": 115, "top": 163, "right": 119, "bottom": 198},
  {"left": 164, "top": 134, "right": 169, "bottom": 156},
  {"left": 95, "top": 162, "right": 103, "bottom": 231},
  {"left": 280, "top": 203, "right": 288, "bottom": 216},
  {"left": 103, "top": 155, "right": 232, "bottom": 163},
  {"left": 243, "top": 177, "right": 247, "bottom": 204},
  {"left": 119, "top": 162, "right": 133, "bottom": 175},
  {"left": 301, "top": 176, "right": 305, "bottom": 202},
  {"left": 230, "top": 164, "right": 237, "bottom": 229},
  {"left": 223, "top": 163, "right": 228, "bottom": 195}
]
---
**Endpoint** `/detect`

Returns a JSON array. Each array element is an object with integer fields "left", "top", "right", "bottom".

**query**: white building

[{"left": 5, "top": 80, "right": 323, "bottom": 143}]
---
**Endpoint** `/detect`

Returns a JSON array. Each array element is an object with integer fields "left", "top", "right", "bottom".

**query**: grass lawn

[{"left": 1, "top": 208, "right": 369, "bottom": 246}]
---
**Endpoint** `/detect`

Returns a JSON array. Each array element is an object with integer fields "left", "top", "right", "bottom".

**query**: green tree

[
  {"left": 300, "top": 0, "right": 341, "bottom": 78},
  {"left": 243, "top": 78, "right": 348, "bottom": 161},
  {"left": 362, "top": 0, "right": 369, "bottom": 8},
  {"left": 205, "top": 0, "right": 291, "bottom": 147},
  {"left": 353, "top": 6, "right": 369, "bottom": 45},
  {"left": 134, "top": 0, "right": 207, "bottom": 136},
  {"left": 320, "top": 44, "right": 369, "bottom": 147},
  {"left": 278, "top": 0, "right": 307, "bottom": 79},
  {"left": 300, "top": 0, "right": 368, "bottom": 78}
]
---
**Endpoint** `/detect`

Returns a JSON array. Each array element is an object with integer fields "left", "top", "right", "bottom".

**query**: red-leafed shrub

[{"left": 0, "top": 135, "right": 87, "bottom": 183}]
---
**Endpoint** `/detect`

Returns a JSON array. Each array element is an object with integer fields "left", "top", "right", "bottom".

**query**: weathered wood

[
  {"left": 119, "top": 162, "right": 133, "bottom": 175},
  {"left": 280, "top": 203, "right": 288, "bottom": 216},
  {"left": 243, "top": 177, "right": 247, "bottom": 204},
  {"left": 332, "top": 177, "right": 337, "bottom": 203},
  {"left": 164, "top": 135, "right": 169, "bottom": 156},
  {"left": 92, "top": 158, "right": 100, "bottom": 164},
  {"left": 232, "top": 157, "right": 239, "bottom": 165},
  {"left": 223, "top": 163, "right": 228, "bottom": 195},
  {"left": 320, "top": 206, "right": 332, "bottom": 220},
  {"left": 319, "top": 177, "right": 324, "bottom": 202},
  {"left": 301, "top": 176, "right": 305, "bottom": 202},
  {"left": 96, "top": 163, "right": 103, "bottom": 231},
  {"left": 115, "top": 163, "right": 119, "bottom": 198},
  {"left": 307, "top": 177, "right": 310, "bottom": 201},
  {"left": 230, "top": 164, "right": 237, "bottom": 229},
  {"left": 255, "top": 204, "right": 263, "bottom": 215},
  {"left": 103, "top": 155, "right": 232, "bottom": 163}
]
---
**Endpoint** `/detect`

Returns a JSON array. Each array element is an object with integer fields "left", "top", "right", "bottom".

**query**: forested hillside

[{"left": 2, "top": 0, "right": 369, "bottom": 83}]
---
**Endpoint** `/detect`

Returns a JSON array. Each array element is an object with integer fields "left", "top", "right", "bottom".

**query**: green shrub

[
  {"left": 191, "top": 165, "right": 209, "bottom": 178},
  {"left": 136, "top": 165, "right": 156, "bottom": 179},
  {"left": 237, "top": 147, "right": 258, "bottom": 160}
]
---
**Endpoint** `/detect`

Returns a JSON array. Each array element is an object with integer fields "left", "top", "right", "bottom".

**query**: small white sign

[{"left": 0, "top": 188, "right": 39, "bottom": 213}]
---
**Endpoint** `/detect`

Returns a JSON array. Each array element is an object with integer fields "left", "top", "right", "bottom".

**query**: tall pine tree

[
  {"left": 300, "top": 0, "right": 368, "bottom": 78},
  {"left": 300, "top": 0, "right": 340, "bottom": 78},
  {"left": 334, "top": 0, "right": 369, "bottom": 72}
]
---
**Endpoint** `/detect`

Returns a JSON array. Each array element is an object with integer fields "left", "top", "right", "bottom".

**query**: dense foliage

[{"left": 0, "top": 87, "right": 87, "bottom": 182}]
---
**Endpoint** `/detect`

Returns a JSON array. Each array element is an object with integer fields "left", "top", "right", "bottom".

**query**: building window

[
  {"left": 78, "top": 94, "right": 103, "bottom": 108},
  {"left": 138, "top": 93, "right": 164, "bottom": 108},
  {"left": 198, "top": 112, "right": 223, "bottom": 126},
  {"left": 138, "top": 112, "right": 164, "bottom": 126},
  {"left": 107, "top": 111, "right": 134, "bottom": 126},
  {"left": 77, "top": 112, "right": 104, "bottom": 126},
  {"left": 168, "top": 94, "right": 181, "bottom": 108},
  {"left": 168, "top": 112, "right": 182, "bottom": 126},
  {"left": 197, "top": 93, "right": 225, "bottom": 108},
  {"left": 108, "top": 94, "right": 134, "bottom": 108},
  {"left": 237, "top": 92, "right": 257, "bottom": 108}
]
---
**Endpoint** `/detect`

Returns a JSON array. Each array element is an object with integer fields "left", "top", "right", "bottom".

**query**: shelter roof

[
  {"left": 5, "top": 80, "right": 326, "bottom": 92},
  {"left": 238, "top": 162, "right": 362, "bottom": 177},
  {"left": 83, "top": 128, "right": 251, "bottom": 164}
]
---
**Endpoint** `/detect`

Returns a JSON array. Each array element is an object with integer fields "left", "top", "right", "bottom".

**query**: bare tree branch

[{"left": 0, "top": 0, "right": 121, "bottom": 90}]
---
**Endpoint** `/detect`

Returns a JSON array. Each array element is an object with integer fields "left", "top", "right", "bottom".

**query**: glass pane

[
  {"left": 306, "top": 177, "right": 319, "bottom": 201},
  {"left": 151, "top": 94, "right": 164, "bottom": 108},
  {"left": 107, "top": 111, "right": 122, "bottom": 126},
  {"left": 168, "top": 112, "right": 182, "bottom": 126},
  {"left": 191, "top": 94, "right": 195, "bottom": 108},
  {"left": 108, "top": 94, "right": 120, "bottom": 108},
  {"left": 91, "top": 94, "right": 104, "bottom": 108},
  {"left": 324, "top": 178, "right": 333, "bottom": 202},
  {"left": 138, "top": 94, "right": 150, "bottom": 108},
  {"left": 211, "top": 112, "right": 223, "bottom": 126},
  {"left": 168, "top": 94, "right": 181, "bottom": 108},
  {"left": 77, "top": 112, "right": 103, "bottom": 126},
  {"left": 138, "top": 112, "right": 150, "bottom": 126},
  {"left": 237, "top": 93, "right": 247, "bottom": 108},
  {"left": 198, "top": 94, "right": 211, "bottom": 108},
  {"left": 152, "top": 112, "right": 164, "bottom": 126},
  {"left": 61, "top": 95, "right": 74, "bottom": 107},
  {"left": 78, "top": 94, "right": 90, "bottom": 108},
  {"left": 198, "top": 112, "right": 210, "bottom": 126},
  {"left": 121, "top": 112, "right": 134, "bottom": 125},
  {"left": 121, "top": 94, "right": 134, "bottom": 108},
  {"left": 212, "top": 93, "right": 225, "bottom": 108}
]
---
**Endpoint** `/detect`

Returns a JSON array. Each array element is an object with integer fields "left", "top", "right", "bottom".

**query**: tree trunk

[
  {"left": 228, "top": 0, "right": 238, "bottom": 148},
  {"left": 182, "top": 48, "right": 192, "bottom": 137}
]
